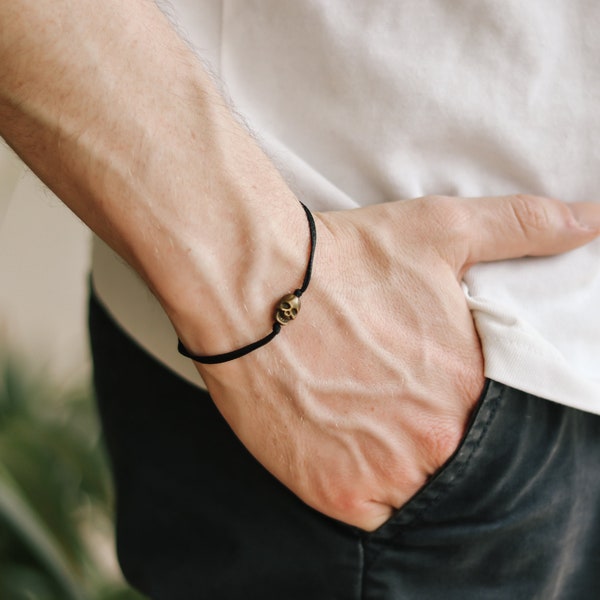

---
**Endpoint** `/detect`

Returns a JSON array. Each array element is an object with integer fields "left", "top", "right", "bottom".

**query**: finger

[
  {"left": 344, "top": 500, "right": 393, "bottom": 532},
  {"left": 439, "top": 195, "right": 600, "bottom": 273}
]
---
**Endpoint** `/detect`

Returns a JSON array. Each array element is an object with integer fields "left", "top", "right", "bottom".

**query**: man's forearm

[{"left": 0, "top": 0, "right": 307, "bottom": 354}]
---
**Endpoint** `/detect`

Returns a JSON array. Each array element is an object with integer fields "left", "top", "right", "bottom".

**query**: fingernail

[{"left": 569, "top": 202, "right": 600, "bottom": 232}]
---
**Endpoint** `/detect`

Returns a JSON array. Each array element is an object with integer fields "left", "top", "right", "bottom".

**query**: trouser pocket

[{"left": 360, "top": 381, "right": 600, "bottom": 600}]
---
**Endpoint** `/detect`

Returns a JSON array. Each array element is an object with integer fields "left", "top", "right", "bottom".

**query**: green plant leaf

[{"left": 0, "top": 463, "right": 88, "bottom": 600}]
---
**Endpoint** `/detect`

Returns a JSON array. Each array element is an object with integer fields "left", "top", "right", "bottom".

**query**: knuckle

[
  {"left": 510, "top": 194, "right": 553, "bottom": 236},
  {"left": 434, "top": 423, "right": 464, "bottom": 463},
  {"left": 329, "top": 490, "right": 362, "bottom": 516},
  {"left": 425, "top": 422, "right": 464, "bottom": 469},
  {"left": 316, "top": 484, "right": 365, "bottom": 521},
  {"left": 415, "top": 370, "right": 485, "bottom": 472},
  {"left": 309, "top": 474, "right": 385, "bottom": 525}
]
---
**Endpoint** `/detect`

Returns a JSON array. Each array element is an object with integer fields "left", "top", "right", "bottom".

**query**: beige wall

[{"left": 0, "top": 150, "right": 90, "bottom": 382}]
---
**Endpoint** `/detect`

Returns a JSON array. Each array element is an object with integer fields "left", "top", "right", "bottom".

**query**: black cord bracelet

[{"left": 177, "top": 201, "right": 316, "bottom": 364}]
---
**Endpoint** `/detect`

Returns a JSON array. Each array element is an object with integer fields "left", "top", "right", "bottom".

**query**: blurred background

[{"left": 0, "top": 145, "right": 143, "bottom": 599}]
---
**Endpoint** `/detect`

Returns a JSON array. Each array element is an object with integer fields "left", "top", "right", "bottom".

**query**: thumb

[{"left": 450, "top": 194, "right": 600, "bottom": 272}]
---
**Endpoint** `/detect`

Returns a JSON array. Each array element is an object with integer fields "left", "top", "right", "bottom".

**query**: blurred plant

[{"left": 0, "top": 355, "right": 145, "bottom": 600}]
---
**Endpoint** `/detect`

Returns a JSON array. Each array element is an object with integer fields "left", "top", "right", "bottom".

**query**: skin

[{"left": 1, "top": 0, "right": 600, "bottom": 531}]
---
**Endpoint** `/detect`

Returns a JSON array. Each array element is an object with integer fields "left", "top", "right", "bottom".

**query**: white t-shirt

[{"left": 8, "top": 1, "right": 600, "bottom": 413}]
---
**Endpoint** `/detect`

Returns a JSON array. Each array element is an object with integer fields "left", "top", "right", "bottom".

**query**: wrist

[
  {"left": 151, "top": 178, "right": 311, "bottom": 360},
  {"left": 175, "top": 202, "right": 317, "bottom": 364}
]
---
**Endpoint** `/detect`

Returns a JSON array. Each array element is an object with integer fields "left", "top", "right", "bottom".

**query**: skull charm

[{"left": 275, "top": 293, "right": 301, "bottom": 325}]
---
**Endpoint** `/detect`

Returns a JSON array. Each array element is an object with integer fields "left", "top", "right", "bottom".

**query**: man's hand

[
  {"left": 193, "top": 194, "right": 600, "bottom": 531},
  {"left": 2, "top": 0, "right": 599, "bottom": 533}
]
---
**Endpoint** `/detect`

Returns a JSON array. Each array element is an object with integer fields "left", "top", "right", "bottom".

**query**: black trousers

[{"left": 89, "top": 292, "right": 600, "bottom": 600}]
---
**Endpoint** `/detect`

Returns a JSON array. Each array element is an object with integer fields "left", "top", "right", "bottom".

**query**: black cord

[{"left": 177, "top": 201, "right": 316, "bottom": 364}]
